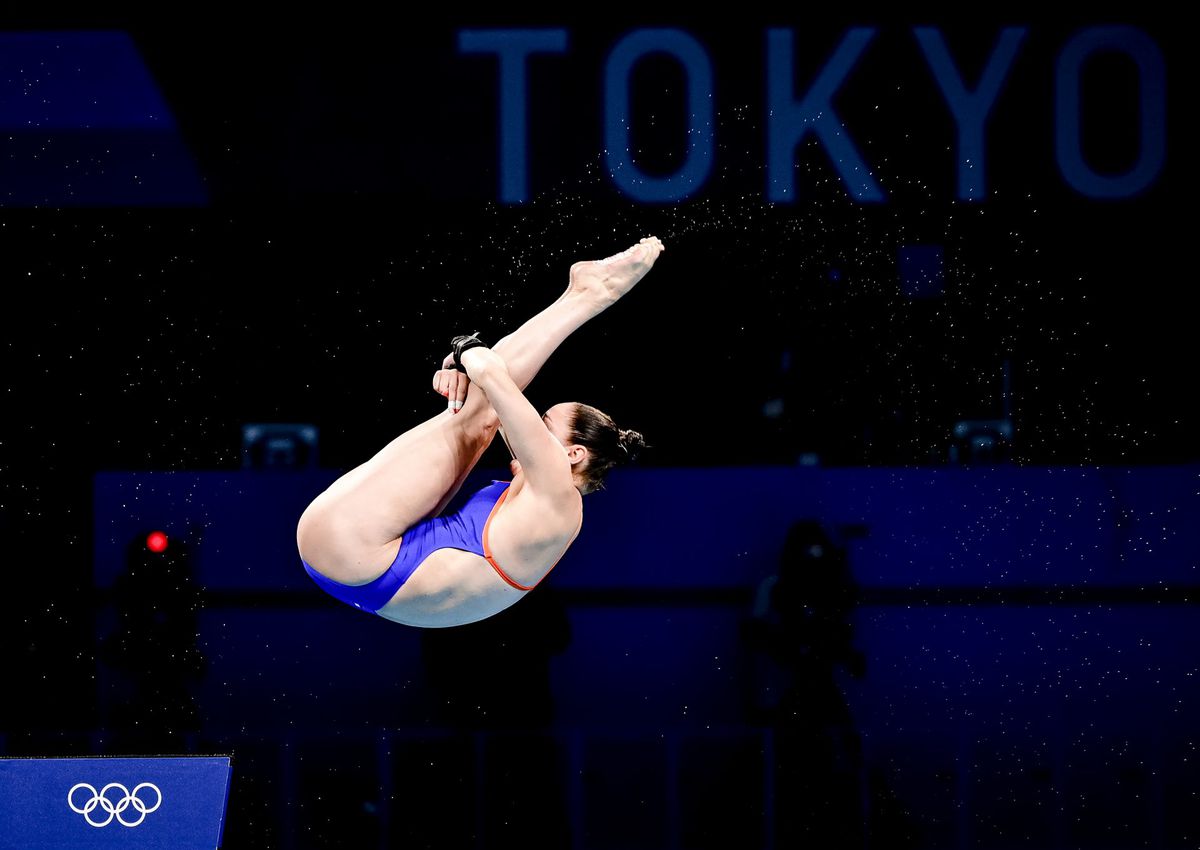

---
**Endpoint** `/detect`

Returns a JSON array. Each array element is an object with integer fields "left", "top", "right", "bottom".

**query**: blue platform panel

[{"left": 0, "top": 757, "right": 231, "bottom": 849}]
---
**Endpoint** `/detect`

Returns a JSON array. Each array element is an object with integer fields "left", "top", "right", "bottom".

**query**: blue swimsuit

[{"left": 302, "top": 480, "right": 554, "bottom": 614}]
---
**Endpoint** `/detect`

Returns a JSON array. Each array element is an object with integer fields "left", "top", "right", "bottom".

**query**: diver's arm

[{"left": 460, "top": 348, "right": 575, "bottom": 497}]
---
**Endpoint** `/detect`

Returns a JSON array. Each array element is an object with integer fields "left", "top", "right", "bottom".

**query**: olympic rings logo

[{"left": 67, "top": 782, "right": 163, "bottom": 828}]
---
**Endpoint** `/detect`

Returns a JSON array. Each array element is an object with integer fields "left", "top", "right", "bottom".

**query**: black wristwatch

[{"left": 451, "top": 332, "right": 486, "bottom": 373}]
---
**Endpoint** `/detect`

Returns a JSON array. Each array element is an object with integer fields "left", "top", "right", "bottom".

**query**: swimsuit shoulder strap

[{"left": 481, "top": 485, "right": 580, "bottom": 592}]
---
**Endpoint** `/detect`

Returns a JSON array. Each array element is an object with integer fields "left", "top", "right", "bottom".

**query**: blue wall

[
  {"left": 94, "top": 465, "right": 1200, "bottom": 592},
  {"left": 91, "top": 466, "right": 1200, "bottom": 845}
]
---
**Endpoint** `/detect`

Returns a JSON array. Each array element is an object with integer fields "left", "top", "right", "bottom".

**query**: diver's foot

[{"left": 566, "top": 236, "right": 665, "bottom": 307}]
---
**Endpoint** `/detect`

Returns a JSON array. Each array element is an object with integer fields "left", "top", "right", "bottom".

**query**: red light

[{"left": 145, "top": 531, "right": 169, "bottom": 553}]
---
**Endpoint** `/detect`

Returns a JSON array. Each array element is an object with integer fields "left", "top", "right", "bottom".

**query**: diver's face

[
  {"left": 512, "top": 404, "right": 577, "bottom": 478},
  {"left": 541, "top": 403, "right": 576, "bottom": 449}
]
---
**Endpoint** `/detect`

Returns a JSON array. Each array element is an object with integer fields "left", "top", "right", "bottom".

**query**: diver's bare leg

[{"left": 492, "top": 236, "right": 665, "bottom": 391}]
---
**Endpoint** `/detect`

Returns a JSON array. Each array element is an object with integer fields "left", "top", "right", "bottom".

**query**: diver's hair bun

[{"left": 617, "top": 428, "right": 646, "bottom": 464}]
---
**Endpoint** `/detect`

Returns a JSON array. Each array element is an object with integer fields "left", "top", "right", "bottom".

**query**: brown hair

[{"left": 569, "top": 403, "right": 647, "bottom": 493}]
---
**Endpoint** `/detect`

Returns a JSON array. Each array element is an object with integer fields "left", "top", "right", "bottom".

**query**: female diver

[{"left": 295, "top": 236, "right": 665, "bottom": 627}]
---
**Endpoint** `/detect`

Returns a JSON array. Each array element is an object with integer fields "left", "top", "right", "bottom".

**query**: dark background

[{"left": 0, "top": 7, "right": 1194, "bottom": 849}]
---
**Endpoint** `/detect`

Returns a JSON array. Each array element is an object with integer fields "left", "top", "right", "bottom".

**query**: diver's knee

[
  {"left": 457, "top": 396, "right": 500, "bottom": 435},
  {"left": 478, "top": 407, "right": 500, "bottom": 433},
  {"left": 467, "top": 411, "right": 501, "bottom": 441}
]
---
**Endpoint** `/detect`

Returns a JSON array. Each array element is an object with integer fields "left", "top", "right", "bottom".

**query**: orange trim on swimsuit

[{"left": 481, "top": 485, "right": 580, "bottom": 591}]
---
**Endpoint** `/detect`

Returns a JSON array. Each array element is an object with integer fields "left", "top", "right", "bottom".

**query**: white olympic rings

[{"left": 67, "top": 782, "right": 163, "bottom": 828}]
